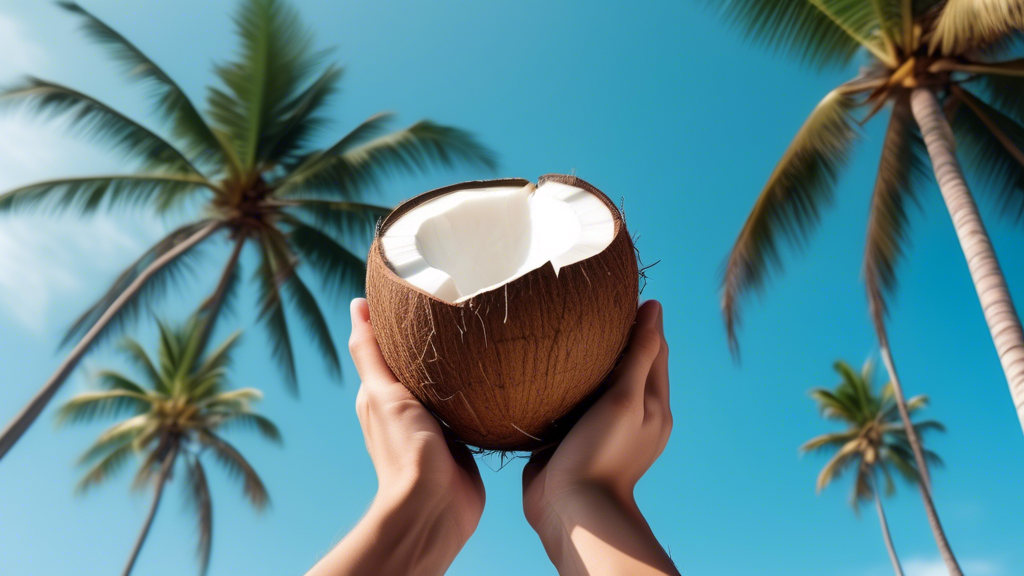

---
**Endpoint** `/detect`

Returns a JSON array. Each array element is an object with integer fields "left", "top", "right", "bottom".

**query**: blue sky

[{"left": 0, "top": 1, "right": 1022, "bottom": 575}]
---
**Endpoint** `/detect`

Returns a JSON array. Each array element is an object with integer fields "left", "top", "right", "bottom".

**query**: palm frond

[
  {"left": 810, "top": 388, "right": 859, "bottom": 422},
  {"left": 198, "top": 431, "right": 269, "bottom": 509},
  {"left": 193, "top": 331, "right": 243, "bottom": 389},
  {"left": 58, "top": 2, "right": 225, "bottom": 166},
  {"left": 284, "top": 271, "right": 342, "bottom": 378},
  {"left": 57, "top": 390, "right": 151, "bottom": 425},
  {"left": 722, "top": 91, "right": 858, "bottom": 353},
  {"left": 60, "top": 221, "right": 216, "bottom": 351},
  {"left": 273, "top": 112, "right": 393, "bottom": 194},
  {"left": 817, "top": 440, "right": 861, "bottom": 492},
  {"left": 255, "top": 237, "right": 298, "bottom": 392},
  {"left": 949, "top": 86, "right": 1024, "bottom": 221},
  {"left": 979, "top": 73, "right": 1024, "bottom": 126},
  {"left": 209, "top": 0, "right": 323, "bottom": 168},
  {"left": 284, "top": 199, "right": 390, "bottom": 244},
  {"left": 801, "top": 430, "right": 859, "bottom": 453},
  {"left": 864, "top": 97, "right": 927, "bottom": 326},
  {"left": 199, "top": 388, "right": 263, "bottom": 410},
  {"left": 711, "top": 0, "right": 891, "bottom": 69},
  {"left": 276, "top": 120, "right": 496, "bottom": 200},
  {"left": 117, "top": 339, "right": 168, "bottom": 392},
  {"left": 211, "top": 412, "right": 282, "bottom": 444},
  {"left": 259, "top": 65, "right": 343, "bottom": 167},
  {"left": 95, "top": 369, "right": 149, "bottom": 395},
  {"left": 76, "top": 441, "right": 137, "bottom": 492},
  {"left": 931, "top": 0, "right": 1024, "bottom": 54},
  {"left": 182, "top": 457, "right": 213, "bottom": 576},
  {"left": 0, "top": 174, "right": 214, "bottom": 215},
  {"left": 0, "top": 77, "right": 199, "bottom": 174},
  {"left": 286, "top": 220, "right": 366, "bottom": 297}
]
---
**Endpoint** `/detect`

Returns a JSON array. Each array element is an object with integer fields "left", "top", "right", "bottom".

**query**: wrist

[
  {"left": 357, "top": 489, "right": 465, "bottom": 575},
  {"left": 527, "top": 482, "right": 639, "bottom": 540}
]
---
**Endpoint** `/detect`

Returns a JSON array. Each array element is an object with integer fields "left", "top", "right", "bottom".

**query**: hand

[
  {"left": 522, "top": 300, "right": 677, "bottom": 576},
  {"left": 305, "top": 298, "right": 484, "bottom": 576}
]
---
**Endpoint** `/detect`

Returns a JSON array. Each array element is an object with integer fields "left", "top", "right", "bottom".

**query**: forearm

[
  {"left": 531, "top": 487, "right": 679, "bottom": 576},
  {"left": 307, "top": 491, "right": 463, "bottom": 576}
]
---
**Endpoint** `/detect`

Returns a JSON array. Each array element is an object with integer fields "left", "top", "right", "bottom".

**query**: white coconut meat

[{"left": 381, "top": 180, "right": 616, "bottom": 303}]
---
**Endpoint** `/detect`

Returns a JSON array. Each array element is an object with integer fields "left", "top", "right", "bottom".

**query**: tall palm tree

[
  {"left": 802, "top": 360, "right": 944, "bottom": 576},
  {"left": 58, "top": 315, "right": 279, "bottom": 576},
  {"left": 714, "top": 2, "right": 1024, "bottom": 572},
  {"left": 0, "top": 0, "right": 495, "bottom": 460}
]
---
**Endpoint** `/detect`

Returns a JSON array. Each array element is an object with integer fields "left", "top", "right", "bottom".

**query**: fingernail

[{"left": 350, "top": 298, "right": 368, "bottom": 323}]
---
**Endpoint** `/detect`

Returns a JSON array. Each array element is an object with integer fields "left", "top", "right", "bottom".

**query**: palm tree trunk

[
  {"left": 0, "top": 222, "right": 221, "bottom": 462},
  {"left": 910, "top": 87, "right": 1024, "bottom": 435},
  {"left": 880, "top": 345, "right": 962, "bottom": 575},
  {"left": 123, "top": 444, "right": 177, "bottom": 576},
  {"left": 872, "top": 480, "right": 904, "bottom": 576}
]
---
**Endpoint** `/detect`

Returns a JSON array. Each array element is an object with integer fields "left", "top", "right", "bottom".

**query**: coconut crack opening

[{"left": 381, "top": 180, "right": 616, "bottom": 303}]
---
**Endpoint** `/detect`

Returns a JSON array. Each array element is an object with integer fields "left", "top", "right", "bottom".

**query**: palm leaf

[
  {"left": 259, "top": 65, "right": 343, "bottom": 167},
  {"left": 117, "top": 339, "right": 168, "bottom": 392},
  {"left": 810, "top": 388, "right": 860, "bottom": 422},
  {"left": 209, "top": 0, "right": 322, "bottom": 168},
  {"left": 286, "top": 221, "right": 366, "bottom": 297},
  {"left": 58, "top": 2, "right": 225, "bottom": 166},
  {"left": 711, "top": 0, "right": 889, "bottom": 69},
  {"left": 276, "top": 120, "right": 496, "bottom": 200},
  {"left": 863, "top": 97, "right": 927, "bottom": 326},
  {"left": 193, "top": 331, "right": 243, "bottom": 388},
  {"left": 0, "top": 174, "right": 214, "bottom": 215},
  {"left": 182, "top": 457, "right": 214, "bottom": 576},
  {"left": 979, "top": 74, "right": 1024, "bottom": 126},
  {"left": 949, "top": 86, "right": 1024, "bottom": 221},
  {"left": 816, "top": 439, "right": 861, "bottom": 492},
  {"left": 284, "top": 271, "right": 342, "bottom": 378},
  {"left": 801, "top": 430, "right": 859, "bottom": 453},
  {"left": 95, "top": 369, "right": 150, "bottom": 395},
  {"left": 198, "top": 431, "right": 269, "bottom": 509},
  {"left": 722, "top": 90, "right": 859, "bottom": 353},
  {"left": 76, "top": 441, "right": 138, "bottom": 492},
  {"left": 0, "top": 78, "right": 199, "bottom": 174},
  {"left": 60, "top": 221, "right": 215, "bottom": 351},
  {"left": 284, "top": 199, "right": 390, "bottom": 244},
  {"left": 254, "top": 237, "right": 298, "bottom": 392},
  {"left": 931, "top": 0, "right": 1024, "bottom": 54},
  {"left": 211, "top": 412, "right": 282, "bottom": 444},
  {"left": 57, "top": 390, "right": 151, "bottom": 425}
]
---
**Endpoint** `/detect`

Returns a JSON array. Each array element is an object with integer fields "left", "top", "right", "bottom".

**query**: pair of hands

[{"left": 308, "top": 299, "right": 675, "bottom": 576}]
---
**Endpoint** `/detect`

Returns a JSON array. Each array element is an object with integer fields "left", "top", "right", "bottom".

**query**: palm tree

[
  {"left": 802, "top": 360, "right": 944, "bottom": 576},
  {"left": 714, "top": 2, "right": 1024, "bottom": 572},
  {"left": 0, "top": 0, "right": 495, "bottom": 460},
  {"left": 58, "top": 315, "right": 279, "bottom": 576}
]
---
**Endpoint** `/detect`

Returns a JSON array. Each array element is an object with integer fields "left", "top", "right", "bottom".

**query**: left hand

[{"left": 348, "top": 297, "right": 485, "bottom": 545}]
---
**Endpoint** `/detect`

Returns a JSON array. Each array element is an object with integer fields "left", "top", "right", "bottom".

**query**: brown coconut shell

[{"left": 365, "top": 174, "right": 638, "bottom": 451}]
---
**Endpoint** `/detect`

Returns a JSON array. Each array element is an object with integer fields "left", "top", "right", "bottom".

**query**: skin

[{"left": 307, "top": 299, "right": 676, "bottom": 576}]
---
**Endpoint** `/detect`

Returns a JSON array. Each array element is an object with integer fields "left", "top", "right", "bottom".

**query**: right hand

[{"left": 522, "top": 299, "right": 672, "bottom": 526}]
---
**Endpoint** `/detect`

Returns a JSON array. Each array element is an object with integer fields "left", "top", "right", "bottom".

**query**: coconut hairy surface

[{"left": 365, "top": 174, "right": 638, "bottom": 450}]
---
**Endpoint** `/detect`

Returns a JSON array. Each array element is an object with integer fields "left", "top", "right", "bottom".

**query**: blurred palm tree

[
  {"left": 714, "top": 3, "right": 1024, "bottom": 572},
  {"left": 803, "top": 360, "right": 944, "bottom": 576},
  {"left": 58, "top": 315, "right": 279, "bottom": 576},
  {"left": 0, "top": 0, "right": 495, "bottom": 460}
]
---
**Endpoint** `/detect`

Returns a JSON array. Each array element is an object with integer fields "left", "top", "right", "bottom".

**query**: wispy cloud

[
  {"left": 0, "top": 215, "right": 163, "bottom": 334},
  {"left": 0, "top": 11, "right": 44, "bottom": 80}
]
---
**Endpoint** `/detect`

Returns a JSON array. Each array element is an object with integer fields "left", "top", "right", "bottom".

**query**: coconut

[{"left": 365, "top": 174, "right": 638, "bottom": 450}]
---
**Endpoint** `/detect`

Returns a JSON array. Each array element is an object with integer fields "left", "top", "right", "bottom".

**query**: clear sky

[{"left": 0, "top": 1, "right": 1022, "bottom": 575}]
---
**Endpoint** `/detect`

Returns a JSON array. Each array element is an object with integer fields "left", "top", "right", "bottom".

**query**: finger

[
  {"left": 600, "top": 300, "right": 663, "bottom": 410},
  {"left": 644, "top": 307, "right": 670, "bottom": 414},
  {"left": 349, "top": 298, "right": 399, "bottom": 385}
]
